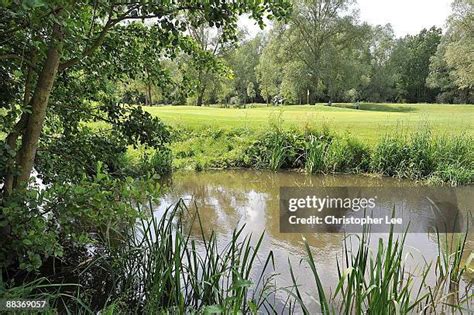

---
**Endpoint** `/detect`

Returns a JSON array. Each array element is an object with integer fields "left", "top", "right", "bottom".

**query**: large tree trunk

[
  {"left": 196, "top": 68, "right": 205, "bottom": 106},
  {"left": 196, "top": 88, "right": 205, "bottom": 107},
  {"left": 147, "top": 81, "right": 152, "bottom": 106},
  {"left": 15, "top": 25, "right": 63, "bottom": 187},
  {"left": 3, "top": 50, "right": 37, "bottom": 195}
]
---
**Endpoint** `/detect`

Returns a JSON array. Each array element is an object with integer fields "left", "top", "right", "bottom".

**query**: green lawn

[{"left": 145, "top": 103, "right": 474, "bottom": 143}]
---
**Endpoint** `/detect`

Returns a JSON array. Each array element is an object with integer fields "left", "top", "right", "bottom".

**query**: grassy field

[{"left": 145, "top": 103, "right": 474, "bottom": 143}]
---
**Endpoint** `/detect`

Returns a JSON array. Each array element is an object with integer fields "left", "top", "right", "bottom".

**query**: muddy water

[{"left": 155, "top": 170, "right": 473, "bottom": 311}]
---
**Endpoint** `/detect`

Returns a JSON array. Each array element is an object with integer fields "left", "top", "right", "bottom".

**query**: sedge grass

[{"left": 289, "top": 217, "right": 472, "bottom": 314}]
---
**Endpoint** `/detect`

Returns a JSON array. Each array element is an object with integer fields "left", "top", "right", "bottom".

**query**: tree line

[{"left": 120, "top": 0, "right": 473, "bottom": 106}]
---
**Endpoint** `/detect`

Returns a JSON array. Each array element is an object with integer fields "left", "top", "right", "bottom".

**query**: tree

[
  {"left": 256, "top": 29, "right": 284, "bottom": 104},
  {"left": 361, "top": 24, "right": 398, "bottom": 102},
  {"left": 247, "top": 81, "right": 256, "bottom": 103},
  {"left": 282, "top": 0, "right": 359, "bottom": 101},
  {"left": 427, "top": 0, "right": 473, "bottom": 103},
  {"left": 254, "top": 0, "right": 372, "bottom": 103},
  {"left": 186, "top": 14, "right": 229, "bottom": 106},
  {"left": 223, "top": 34, "right": 265, "bottom": 104},
  {"left": 0, "top": 0, "right": 291, "bottom": 194},
  {"left": 389, "top": 27, "right": 442, "bottom": 103}
]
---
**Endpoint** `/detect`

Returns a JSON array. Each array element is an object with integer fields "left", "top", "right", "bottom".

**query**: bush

[
  {"left": 0, "top": 166, "right": 154, "bottom": 272},
  {"left": 36, "top": 125, "right": 173, "bottom": 183},
  {"left": 36, "top": 128, "right": 129, "bottom": 184},
  {"left": 124, "top": 147, "right": 173, "bottom": 177}
]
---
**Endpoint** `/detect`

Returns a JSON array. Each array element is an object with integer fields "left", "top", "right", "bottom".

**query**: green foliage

[
  {"left": 17, "top": 200, "right": 276, "bottom": 313},
  {"left": 430, "top": 133, "right": 474, "bottom": 185},
  {"left": 218, "top": 35, "right": 265, "bottom": 105},
  {"left": 36, "top": 129, "right": 128, "bottom": 184},
  {"left": 0, "top": 167, "right": 155, "bottom": 272},
  {"left": 0, "top": 0, "right": 292, "bottom": 193},
  {"left": 124, "top": 146, "right": 173, "bottom": 177},
  {"left": 389, "top": 27, "right": 442, "bottom": 102},
  {"left": 35, "top": 104, "right": 172, "bottom": 183},
  {"left": 427, "top": 0, "right": 474, "bottom": 103},
  {"left": 112, "top": 106, "right": 171, "bottom": 149},
  {"left": 172, "top": 127, "right": 254, "bottom": 170},
  {"left": 324, "top": 137, "right": 370, "bottom": 173},
  {"left": 305, "top": 135, "right": 328, "bottom": 173},
  {"left": 370, "top": 130, "right": 473, "bottom": 184},
  {"left": 169, "top": 123, "right": 473, "bottom": 184},
  {"left": 243, "top": 128, "right": 305, "bottom": 170}
]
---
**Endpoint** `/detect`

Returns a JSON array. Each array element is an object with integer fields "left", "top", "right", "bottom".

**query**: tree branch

[
  {"left": 0, "top": 54, "right": 37, "bottom": 70},
  {"left": 58, "top": 4, "right": 203, "bottom": 72}
]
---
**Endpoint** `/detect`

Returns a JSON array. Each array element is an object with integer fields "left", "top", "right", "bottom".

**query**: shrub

[
  {"left": 125, "top": 147, "right": 173, "bottom": 176},
  {"left": 36, "top": 128, "right": 129, "bottom": 184},
  {"left": 0, "top": 166, "right": 153, "bottom": 272}
]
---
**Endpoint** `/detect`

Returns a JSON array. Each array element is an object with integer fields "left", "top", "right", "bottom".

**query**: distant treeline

[{"left": 120, "top": 0, "right": 473, "bottom": 106}]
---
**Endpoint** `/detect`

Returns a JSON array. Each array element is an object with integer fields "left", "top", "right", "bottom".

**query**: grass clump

[
  {"left": 87, "top": 201, "right": 277, "bottom": 313},
  {"left": 172, "top": 127, "right": 254, "bottom": 170},
  {"left": 290, "top": 224, "right": 472, "bottom": 314},
  {"left": 430, "top": 134, "right": 474, "bottom": 185},
  {"left": 371, "top": 130, "right": 473, "bottom": 184},
  {"left": 324, "top": 137, "right": 370, "bottom": 174},
  {"left": 305, "top": 135, "right": 327, "bottom": 174},
  {"left": 242, "top": 128, "right": 305, "bottom": 170}
]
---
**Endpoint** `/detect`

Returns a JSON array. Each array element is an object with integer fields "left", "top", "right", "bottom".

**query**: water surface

[{"left": 155, "top": 170, "right": 473, "bottom": 311}]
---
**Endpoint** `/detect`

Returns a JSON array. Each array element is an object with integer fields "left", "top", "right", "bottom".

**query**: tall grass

[
  {"left": 94, "top": 200, "right": 277, "bottom": 313},
  {"left": 424, "top": 230, "right": 473, "bottom": 313},
  {"left": 289, "top": 223, "right": 472, "bottom": 314},
  {"left": 171, "top": 122, "right": 473, "bottom": 184},
  {"left": 371, "top": 130, "right": 473, "bottom": 185},
  {"left": 0, "top": 276, "right": 93, "bottom": 313},
  {"left": 324, "top": 137, "right": 370, "bottom": 174},
  {"left": 178, "top": 125, "right": 472, "bottom": 184},
  {"left": 269, "top": 132, "right": 289, "bottom": 171},
  {"left": 305, "top": 135, "right": 327, "bottom": 174}
]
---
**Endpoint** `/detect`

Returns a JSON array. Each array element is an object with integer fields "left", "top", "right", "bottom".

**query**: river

[{"left": 154, "top": 170, "right": 473, "bottom": 312}]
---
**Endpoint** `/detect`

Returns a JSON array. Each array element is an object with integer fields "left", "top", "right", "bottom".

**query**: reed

[
  {"left": 95, "top": 200, "right": 277, "bottom": 313},
  {"left": 289, "top": 221, "right": 472, "bottom": 314}
]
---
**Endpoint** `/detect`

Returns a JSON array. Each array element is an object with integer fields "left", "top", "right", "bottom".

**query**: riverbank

[{"left": 168, "top": 125, "right": 473, "bottom": 185}]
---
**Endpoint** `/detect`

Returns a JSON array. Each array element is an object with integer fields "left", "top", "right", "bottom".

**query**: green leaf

[{"left": 203, "top": 305, "right": 223, "bottom": 314}]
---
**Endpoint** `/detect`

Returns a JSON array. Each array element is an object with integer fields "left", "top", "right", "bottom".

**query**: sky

[
  {"left": 240, "top": 0, "right": 453, "bottom": 38},
  {"left": 357, "top": 0, "right": 452, "bottom": 37}
]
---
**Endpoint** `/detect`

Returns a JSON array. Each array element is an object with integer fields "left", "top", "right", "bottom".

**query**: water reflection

[{"left": 155, "top": 170, "right": 473, "bottom": 311}]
